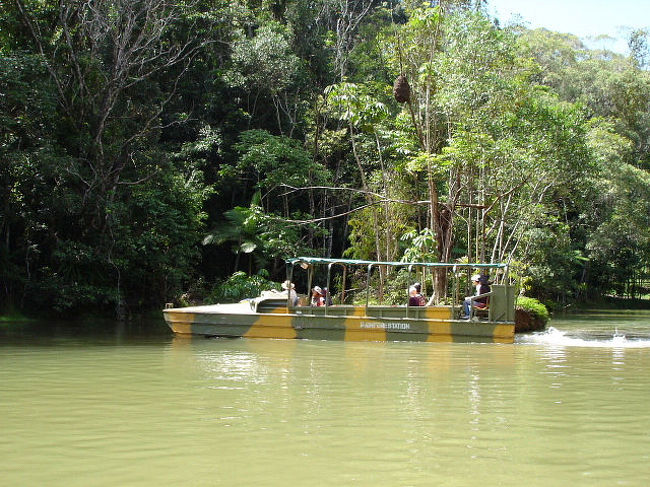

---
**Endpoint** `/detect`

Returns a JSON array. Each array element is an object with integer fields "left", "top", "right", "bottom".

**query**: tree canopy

[{"left": 2, "top": 0, "right": 650, "bottom": 317}]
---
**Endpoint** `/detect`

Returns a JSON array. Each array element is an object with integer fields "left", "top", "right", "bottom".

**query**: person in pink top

[{"left": 311, "top": 286, "right": 325, "bottom": 306}]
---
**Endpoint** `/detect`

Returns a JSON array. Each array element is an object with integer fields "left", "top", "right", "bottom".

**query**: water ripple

[{"left": 518, "top": 326, "right": 650, "bottom": 348}]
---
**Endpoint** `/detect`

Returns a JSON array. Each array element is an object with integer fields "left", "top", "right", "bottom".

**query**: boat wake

[{"left": 518, "top": 327, "right": 650, "bottom": 348}]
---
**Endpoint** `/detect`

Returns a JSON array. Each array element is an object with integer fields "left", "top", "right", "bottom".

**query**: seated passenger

[
  {"left": 281, "top": 280, "right": 299, "bottom": 306},
  {"left": 311, "top": 286, "right": 325, "bottom": 306},
  {"left": 462, "top": 274, "right": 491, "bottom": 318},
  {"left": 408, "top": 282, "right": 426, "bottom": 306}
]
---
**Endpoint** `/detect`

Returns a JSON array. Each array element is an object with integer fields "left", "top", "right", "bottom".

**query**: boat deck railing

[
  {"left": 293, "top": 303, "right": 453, "bottom": 319},
  {"left": 254, "top": 283, "right": 516, "bottom": 323},
  {"left": 468, "top": 285, "right": 516, "bottom": 322}
]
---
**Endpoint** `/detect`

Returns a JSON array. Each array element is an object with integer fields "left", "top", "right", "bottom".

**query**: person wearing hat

[
  {"left": 462, "top": 274, "right": 491, "bottom": 319},
  {"left": 282, "top": 280, "right": 298, "bottom": 306},
  {"left": 408, "top": 282, "right": 426, "bottom": 306},
  {"left": 311, "top": 286, "right": 325, "bottom": 307}
]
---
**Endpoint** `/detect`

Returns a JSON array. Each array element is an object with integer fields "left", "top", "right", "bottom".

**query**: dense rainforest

[{"left": 2, "top": 0, "right": 650, "bottom": 319}]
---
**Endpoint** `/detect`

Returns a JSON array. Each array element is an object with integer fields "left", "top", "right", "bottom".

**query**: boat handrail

[
  {"left": 285, "top": 256, "right": 512, "bottom": 312},
  {"left": 468, "top": 291, "right": 492, "bottom": 301}
]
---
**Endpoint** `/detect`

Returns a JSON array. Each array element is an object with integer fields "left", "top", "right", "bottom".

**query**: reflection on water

[{"left": 1, "top": 311, "right": 650, "bottom": 486}]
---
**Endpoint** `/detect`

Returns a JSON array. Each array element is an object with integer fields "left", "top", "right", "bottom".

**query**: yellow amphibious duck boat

[{"left": 163, "top": 257, "right": 517, "bottom": 343}]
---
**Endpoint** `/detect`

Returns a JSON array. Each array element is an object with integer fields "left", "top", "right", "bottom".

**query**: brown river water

[{"left": 2, "top": 310, "right": 650, "bottom": 486}]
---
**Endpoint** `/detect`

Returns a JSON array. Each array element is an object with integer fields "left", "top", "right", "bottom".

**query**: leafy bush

[
  {"left": 516, "top": 296, "right": 550, "bottom": 325},
  {"left": 207, "top": 271, "right": 277, "bottom": 304}
]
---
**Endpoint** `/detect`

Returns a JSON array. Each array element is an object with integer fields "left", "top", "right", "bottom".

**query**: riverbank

[
  {"left": 583, "top": 296, "right": 650, "bottom": 309},
  {"left": 515, "top": 296, "right": 549, "bottom": 333},
  {"left": 515, "top": 308, "right": 546, "bottom": 333},
  {"left": 0, "top": 312, "right": 34, "bottom": 323}
]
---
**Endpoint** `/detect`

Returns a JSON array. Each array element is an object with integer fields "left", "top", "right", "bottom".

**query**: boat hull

[{"left": 163, "top": 301, "right": 515, "bottom": 343}]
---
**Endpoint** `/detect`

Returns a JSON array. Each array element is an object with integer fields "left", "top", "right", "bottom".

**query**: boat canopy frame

[{"left": 285, "top": 257, "right": 510, "bottom": 314}]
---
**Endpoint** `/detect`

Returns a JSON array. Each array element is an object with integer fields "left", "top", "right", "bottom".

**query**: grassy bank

[
  {"left": 0, "top": 312, "right": 35, "bottom": 323},
  {"left": 570, "top": 296, "right": 650, "bottom": 311}
]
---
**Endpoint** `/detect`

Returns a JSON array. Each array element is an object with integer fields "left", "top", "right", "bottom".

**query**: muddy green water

[{"left": 2, "top": 310, "right": 650, "bottom": 486}]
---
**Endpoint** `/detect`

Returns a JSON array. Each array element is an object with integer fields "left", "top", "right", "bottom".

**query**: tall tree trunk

[{"left": 349, "top": 121, "right": 385, "bottom": 294}]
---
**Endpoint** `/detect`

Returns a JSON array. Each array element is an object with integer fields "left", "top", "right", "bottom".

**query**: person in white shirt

[
  {"left": 281, "top": 280, "right": 298, "bottom": 306},
  {"left": 462, "top": 274, "right": 490, "bottom": 318}
]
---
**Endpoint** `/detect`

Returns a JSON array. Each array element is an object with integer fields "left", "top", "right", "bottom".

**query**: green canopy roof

[{"left": 286, "top": 257, "right": 507, "bottom": 269}]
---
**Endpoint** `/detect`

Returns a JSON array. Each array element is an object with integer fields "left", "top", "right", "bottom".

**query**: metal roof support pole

[
  {"left": 326, "top": 263, "right": 334, "bottom": 315},
  {"left": 307, "top": 264, "right": 313, "bottom": 307},
  {"left": 365, "top": 264, "right": 374, "bottom": 314},
  {"left": 286, "top": 263, "right": 295, "bottom": 308},
  {"left": 379, "top": 265, "right": 384, "bottom": 306},
  {"left": 452, "top": 264, "right": 458, "bottom": 318},
  {"left": 422, "top": 266, "right": 427, "bottom": 303},
  {"left": 406, "top": 264, "right": 415, "bottom": 317},
  {"left": 341, "top": 265, "right": 347, "bottom": 304}
]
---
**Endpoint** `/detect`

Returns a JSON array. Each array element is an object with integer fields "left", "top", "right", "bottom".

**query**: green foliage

[
  {"left": 400, "top": 228, "right": 437, "bottom": 263},
  {"left": 204, "top": 193, "right": 326, "bottom": 273},
  {"left": 382, "top": 268, "right": 425, "bottom": 305},
  {"left": 13, "top": 157, "right": 211, "bottom": 315},
  {"left": 585, "top": 160, "right": 650, "bottom": 295},
  {"left": 3, "top": 1, "right": 650, "bottom": 319},
  {"left": 344, "top": 209, "right": 378, "bottom": 261},
  {"left": 226, "top": 21, "right": 304, "bottom": 93},
  {"left": 344, "top": 199, "right": 415, "bottom": 263},
  {"left": 628, "top": 29, "right": 650, "bottom": 68},
  {"left": 521, "top": 27, "right": 650, "bottom": 168},
  {"left": 516, "top": 296, "right": 550, "bottom": 325},
  {"left": 230, "top": 130, "right": 330, "bottom": 203},
  {"left": 114, "top": 163, "right": 211, "bottom": 309},
  {"left": 517, "top": 224, "right": 587, "bottom": 304},
  {"left": 207, "top": 270, "right": 276, "bottom": 303},
  {"left": 325, "top": 82, "right": 389, "bottom": 128}
]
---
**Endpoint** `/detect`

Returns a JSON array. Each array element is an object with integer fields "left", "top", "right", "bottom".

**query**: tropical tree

[
  {"left": 203, "top": 192, "right": 325, "bottom": 278},
  {"left": 584, "top": 120, "right": 650, "bottom": 298},
  {"left": 225, "top": 21, "right": 307, "bottom": 136},
  {"left": 1, "top": 0, "right": 216, "bottom": 315},
  {"left": 221, "top": 129, "right": 331, "bottom": 216},
  {"left": 0, "top": 50, "right": 61, "bottom": 311}
]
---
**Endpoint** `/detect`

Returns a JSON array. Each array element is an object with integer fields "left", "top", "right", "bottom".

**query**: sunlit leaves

[
  {"left": 230, "top": 129, "right": 330, "bottom": 198},
  {"left": 400, "top": 228, "right": 437, "bottom": 263},
  {"left": 225, "top": 21, "right": 304, "bottom": 93},
  {"left": 404, "top": 151, "right": 448, "bottom": 175},
  {"left": 324, "top": 81, "right": 388, "bottom": 129}
]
